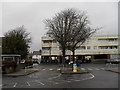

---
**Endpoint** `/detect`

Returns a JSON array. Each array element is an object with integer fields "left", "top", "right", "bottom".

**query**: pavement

[
  {"left": 3, "top": 68, "right": 39, "bottom": 77},
  {"left": 105, "top": 67, "right": 120, "bottom": 73},
  {"left": 104, "top": 63, "right": 120, "bottom": 73}
]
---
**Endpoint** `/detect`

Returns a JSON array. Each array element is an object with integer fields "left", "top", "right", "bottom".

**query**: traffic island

[
  {"left": 3, "top": 68, "right": 39, "bottom": 77},
  {"left": 61, "top": 68, "right": 89, "bottom": 74},
  {"left": 105, "top": 67, "right": 120, "bottom": 73}
]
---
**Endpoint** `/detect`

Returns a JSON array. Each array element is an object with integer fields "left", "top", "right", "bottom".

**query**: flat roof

[{"left": 0, "top": 54, "right": 21, "bottom": 57}]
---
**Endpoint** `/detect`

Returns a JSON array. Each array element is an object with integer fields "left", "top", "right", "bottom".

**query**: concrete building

[{"left": 41, "top": 34, "right": 119, "bottom": 63}]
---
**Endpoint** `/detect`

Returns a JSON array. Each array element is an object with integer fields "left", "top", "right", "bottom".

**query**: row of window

[
  {"left": 42, "top": 38, "right": 118, "bottom": 44},
  {"left": 98, "top": 38, "right": 118, "bottom": 42},
  {"left": 42, "top": 46, "right": 118, "bottom": 50}
]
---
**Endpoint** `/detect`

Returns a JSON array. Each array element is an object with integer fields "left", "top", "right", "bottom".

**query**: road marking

[
  {"left": 42, "top": 69, "right": 46, "bottom": 70},
  {"left": 101, "top": 68, "right": 104, "bottom": 70},
  {"left": 74, "top": 80, "right": 80, "bottom": 81},
  {"left": 27, "top": 82, "right": 31, "bottom": 86},
  {"left": 89, "top": 73, "right": 95, "bottom": 79},
  {"left": 95, "top": 68, "right": 100, "bottom": 70},
  {"left": 49, "top": 69, "right": 53, "bottom": 71},
  {"left": 48, "top": 74, "right": 61, "bottom": 80},
  {"left": 35, "top": 80, "right": 45, "bottom": 85},
  {"left": 65, "top": 73, "right": 95, "bottom": 83},
  {"left": 81, "top": 73, "right": 95, "bottom": 81},
  {"left": 57, "top": 68, "right": 61, "bottom": 71},
  {"left": 0, "top": 84, "right": 2, "bottom": 87},
  {"left": 13, "top": 83, "right": 17, "bottom": 87},
  {"left": 66, "top": 81, "right": 71, "bottom": 82},
  {"left": 87, "top": 68, "right": 93, "bottom": 70},
  {"left": 55, "top": 82, "right": 59, "bottom": 84},
  {"left": 81, "top": 68, "right": 85, "bottom": 70}
]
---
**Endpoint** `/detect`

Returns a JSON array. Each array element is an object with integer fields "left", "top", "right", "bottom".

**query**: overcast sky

[{"left": 1, "top": 2, "right": 118, "bottom": 52}]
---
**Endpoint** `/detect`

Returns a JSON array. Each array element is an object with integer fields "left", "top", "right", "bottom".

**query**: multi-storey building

[{"left": 41, "top": 34, "right": 119, "bottom": 63}]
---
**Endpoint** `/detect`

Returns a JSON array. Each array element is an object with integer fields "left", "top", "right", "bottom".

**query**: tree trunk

[
  {"left": 72, "top": 50, "right": 75, "bottom": 64},
  {"left": 62, "top": 49, "right": 66, "bottom": 67}
]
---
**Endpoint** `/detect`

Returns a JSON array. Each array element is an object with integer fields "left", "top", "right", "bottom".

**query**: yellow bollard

[{"left": 73, "top": 64, "right": 77, "bottom": 72}]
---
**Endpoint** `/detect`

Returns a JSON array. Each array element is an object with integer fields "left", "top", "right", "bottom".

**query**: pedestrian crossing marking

[
  {"left": 40, "top": 68, "right": 105, "bottom": 71},
  {"left": 101, "top": 68, "right": 104, "bottom": 70},
  {"left": 49, "top": 69, "right": 53, "bottom": 71},
  {"left": 81, "top": 68, "right": 85, "bottom": 70},
  {"left": 95, "top": 68, "right": 100, "bottom": 70},
  {"left": 87, "top": 68, "right": 93, "bottom": 70},
  {"left": 57, "top": 68, "right": 61, "bottom": 71},
  {"left": 42, "top": 69, "right": 46, "bottom": 70}
]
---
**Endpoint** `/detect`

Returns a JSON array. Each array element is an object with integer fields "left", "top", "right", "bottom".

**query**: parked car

[
  {"left": 20, "top": 59, "right": 25, "bottom": 64},
  {"left": 105, "top": 59, "right": 120, "bottom": 64},
  {"left": 82, "top": 59, "right": 91, "bottom": 63},
  {"left": 33, "top": 60, "right": 39, "bottom": 64}
]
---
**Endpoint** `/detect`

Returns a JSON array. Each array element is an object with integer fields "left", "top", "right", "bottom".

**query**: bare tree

[
  {"left": 45, "top": 8, "right": 98, "bottom": 65},
  {"left": 67, "top": 27, "right": 97, "bottom": 63},
  {"left": 65, "top": 10, "right": 100, "bottom": 63}
]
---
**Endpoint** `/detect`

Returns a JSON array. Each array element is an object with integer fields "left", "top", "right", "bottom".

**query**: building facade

[{"left": 41, "top": 34, "right": 119, "bottom": 63}]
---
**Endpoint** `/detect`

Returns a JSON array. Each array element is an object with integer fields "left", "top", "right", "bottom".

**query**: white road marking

[
  {"left": 57, "top": 68, "right": 61, "bottom": 71},
  {"left": 49, "top": 69, "right": 53, "bottom": 71},
  {"left": 101, "top": 68, "right": 104, "bottom": 70},
  {"left": 48, "top": 74, "right": 61, "bottom": 80},
  {"left": 55, "top": 82, "right": 59, "bottom": 84},
  {"left": 66, "top": 81, "right": 71, "bottom": 82},
  {"left": 95, "top": 68, "right": 100, "bottom": 70},
  {"left": 13, "top": 83, "right": 17, "bottom": 87},
  {"left": 76, "top": 73, "right": 95, "bottom": 81},
  {"left": 0, "top": 84, "right": 2, "bottom": 87},
  {"left": 35, "top": 80, "right": 45, "bottom": 85},
  {"left": 27, "top": 82, "right": 31, "bottom": 86},
  {"left": 87, "top": 68, "right": 93, "bottom": 70},
  {"left": 81, "top": 68, "right": 85, "bottom": 70},
  {"left": 63, "top": 73, "right": 95, "bottom": 83},
  {"left": 42, "top": 69, "right": 46, "bottom": 70},
  {"left": 47, "top": 73, "right": 95, "bottom": 85},
  {"left": 74, "top": 80, "right": 80, "bottom": 81},
  {"left": 89, "top": 73, "right": 95, "bottom": 79}
]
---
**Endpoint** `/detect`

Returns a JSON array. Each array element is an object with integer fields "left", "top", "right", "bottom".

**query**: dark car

[
  {"left": 82, "top": 59, "right": 91, "bottom": 63},
  {"left": 106, "top": 59, "right": 120, "bottom": 64},
  {"left": 33, "top": 60, "right": 39, "bottom": 64}
]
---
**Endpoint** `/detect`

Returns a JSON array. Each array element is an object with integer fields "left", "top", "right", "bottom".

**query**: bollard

[{"left": 73, "top": 64, "right": 77, "bottom": 72}]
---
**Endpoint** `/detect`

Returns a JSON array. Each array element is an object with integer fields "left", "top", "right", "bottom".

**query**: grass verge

[{"left": 61, "top": 68, "right": 89, "bottom": 74}]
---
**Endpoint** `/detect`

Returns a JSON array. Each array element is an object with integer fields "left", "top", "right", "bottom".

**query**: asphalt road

[{"left": 2, "top": 63, "right": 119, "bottom": 88}]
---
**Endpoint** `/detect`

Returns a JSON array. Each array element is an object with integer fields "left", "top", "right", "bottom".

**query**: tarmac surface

[{"left": 1, "top": 63, "right": 119, "bottom": 88}]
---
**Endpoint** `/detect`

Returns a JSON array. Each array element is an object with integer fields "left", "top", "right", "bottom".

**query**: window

[
  {"left": 78, "top": 46, "right": 86, "bottom": 50},
  {"left": 51, "top": 47, "right": 59, "bottom": 50},
  {"left": 43, "top": 40, "right": 52, "bottom": 43},
  {"left": 3, "top": 57, "right": 13, "bottom": 61},
  {"left": 52, "top": 40, "right": 57, "bottom": 43},
  {"left": 87, "top": 46, "right": 90, "bottom": 49},
  {"left": 42, "top": 47, "right": 51, "bottom": 50},
  {"left": 98, "top": 46, "right": 118, "bottom": 49},
  {"left": 93, "top": 46, "right": 97, "bottom": 49},
  {"left": 98, "top": 38, "right": 118, "bottom": 42}
]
